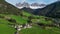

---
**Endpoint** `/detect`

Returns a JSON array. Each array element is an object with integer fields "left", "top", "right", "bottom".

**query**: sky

[{"left": 5, "top": 0, "right": 58, "bottom": 5}]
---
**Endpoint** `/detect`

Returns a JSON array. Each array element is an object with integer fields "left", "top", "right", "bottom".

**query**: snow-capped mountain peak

[{"left": 16, "top": 2, "right": 46, "bottom": 9}]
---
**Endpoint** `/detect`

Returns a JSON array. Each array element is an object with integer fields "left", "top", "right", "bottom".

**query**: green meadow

[{"left": 0, "top": 11, "right": 60, "bottom": 34}]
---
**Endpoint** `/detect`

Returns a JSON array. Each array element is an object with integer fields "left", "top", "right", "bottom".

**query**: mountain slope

[
  {"left": 19, "top": 1, "right": 60, "bottom": 18},
  {"left": 38, "top": 1, "right": 60, "bottom": 18},
  {"left": 0, "top": 0, "right": 60, "bottom": 34},
  {"left": 0, "top": 0, "right": 22, "bottom": 15}
]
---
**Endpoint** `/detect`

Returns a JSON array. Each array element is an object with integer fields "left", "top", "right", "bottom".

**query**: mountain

[
  {"left": 1, "top": 0, "right": 60, "bottom": 18},
  {"left": 37, "top": 1, "right": 60, "bottom": 18},
  {"left": 22, "top": 2, "right": 30, "bottom": 8},
  {"left": 0, "top": 0, "right": 22, "bottom": 15},
  {"left": 16, "top": 2, "right": 46, "bottom": 9},
  {"left": 16, "top": 1, "right": 60, "bottom": 18},
  {"left": 19, "top": 1, "right": 60, "bottom": 18},
  {"left": 20, "top": 7, "right": 42, "bottom": 15},
  {"left": 30, "top": 3, "right": 46, "bottom": 9}
]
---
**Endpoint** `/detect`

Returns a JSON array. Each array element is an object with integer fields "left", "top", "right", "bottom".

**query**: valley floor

[{"left": 0, "top": 13, "right": 60, "bottom": 34}]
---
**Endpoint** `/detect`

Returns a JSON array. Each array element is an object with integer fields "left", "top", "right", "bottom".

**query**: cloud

[{"left": 5, "top": 0, "right": 58, "bottom": 5}]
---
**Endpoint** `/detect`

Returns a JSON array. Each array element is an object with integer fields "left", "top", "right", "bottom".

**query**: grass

[
  {"left": 0, "top": 12, "right": 59, "bottom": 34},
  {"left": 20, "top": 25, "right": 60, "bottom": 34},
  {"left": 22, "top": 11, "right": 32, "bottom": 17},
  {"left": 0, "top": 18, "right": 16, "bottom": 34},
  {"left": 0, "top": 14, "right": 28, "bottom": 24},
  {"left": 32, "top": 15, "right": 53, "bottom": 24},
  {"left": 0, "top": 13, "right": 53, "bottom": 25},
  {"left": 10, "top": 15, "right": 28, "bottom": 24},
  {"left": 0, "top": 0, "right": 60, "bottom": 34},
  {"left": 0, "top": 24, "right": 16, "bottom": 34},
  {"left": 0, "top": 18, "right": 8, "bottom": 24}
]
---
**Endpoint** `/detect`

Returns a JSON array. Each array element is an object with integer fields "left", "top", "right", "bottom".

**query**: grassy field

[
  {"left": 20, "top": 25, "right": 60, "bottom": 34},
  {"left": 0, "top": 0, "right": 60, "bottom": 34},
  {"left": 0, "top": 18, "right": 16, "bottom": 34},
  {"left": 0, "top": 12, "right": 60, "bottom": 34},
  {"left": 0, "top": 24, "right": 16, "bottom": 34},
  {"left": 0, "top": 14, "right": 28, "bottom": 24}
]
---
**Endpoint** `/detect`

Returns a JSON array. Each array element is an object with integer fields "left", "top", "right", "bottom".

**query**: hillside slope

[
  {"left": 38, "top": 1, "right": 60, "bottom": 18},
  {"left": 19, "top": 1, "right": 60, "bottom": 18},
  {"left": 0, "top": 0, "right": 60, "bottom": 34},
  {"left": 0, "top": 0, "right": 22, "bottom": 15}
]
